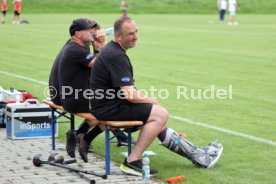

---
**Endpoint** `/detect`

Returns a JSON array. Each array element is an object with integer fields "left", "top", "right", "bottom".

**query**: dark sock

[
  {"left": 112, "top": 129, "right": 128, "bottom": 141},
  {"left": 76, "top": 120, "right": 89, "bottom": 134},
  {"left": 83, "top": 125, "right": 103, "bottom": 143},
  {"left": 123, "top": 126, "right": 139, "bottom": 133},
  {"left": 157, "top": 127, "right": 168, "bottom": 142}
]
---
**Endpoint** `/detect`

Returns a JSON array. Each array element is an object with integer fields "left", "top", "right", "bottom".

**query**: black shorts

[
  {"left": 93, "top": 102, "right": 153, "bottom": 124},
  {"left": 51, "top": 97, "right": 62, "bottom": 106},
  {"left": 62, "top": 98, "right": 90, "bottom": 113},
  {"left": 2, "top": 11, "right": 6, "bottom": 16},
  {"left": 14, "top": 11, "right": 20, "bottom": 16}
]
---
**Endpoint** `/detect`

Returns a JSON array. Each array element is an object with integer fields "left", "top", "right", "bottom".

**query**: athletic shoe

[
  {"left": 201, "top": 141, "right": 223, "bottom": 156},
  {"left": 77, "top": 143, "right": 94, "bottom": 153},
  {"left": 120, "top": 158, "right": 157, "bottom": 176},
  {"left": 66, "top": 129, "right": 77, "bottom": 158},
  {"left": 192, "top": 143, "right": 223, "bottom": 169},
  {"left": 78, "top": 133, "right": 89, "bottom": 162}
]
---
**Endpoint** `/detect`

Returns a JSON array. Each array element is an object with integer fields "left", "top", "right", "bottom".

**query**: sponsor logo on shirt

[
  {"left": 86, "top": 53, "right": 93, "bottom": 60},
  {"left": 121, "top": 77, "right": 130, "bottom": 83}
]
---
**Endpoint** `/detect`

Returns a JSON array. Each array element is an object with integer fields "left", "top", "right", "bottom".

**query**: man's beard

[{"left": 127, "top": 42, "right": 136, "bottom": 49}]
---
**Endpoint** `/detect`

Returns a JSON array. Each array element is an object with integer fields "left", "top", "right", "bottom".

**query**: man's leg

[
  {"left": 159, "top": 127, "right": 223, "bottom": 168},
  {"left": 66, "top": 120, "right": 90, "bottom": 158},
  {"left": 127, "top": 105, "right": 168, "bottom": 161},
  {"left": 13, "top": 15, "right": 16, "bottom": 24},
  {"left": 121, "top": 105, "right": 168, "bottom": 175},
  {"left": 79, "top": 124, "right": 103, "bottom": 162},
  {"left": 221, "top": 10, "right": 226, "bottom": 22},
  {"left": 219, "top": 10, "right": 223, "bottom": 22},
  {"left": 232, "top": 14, "right": 238, "bottom": 25},
  {"left": 228, "top": 11, "right": 233, "bottom": 25},
  {"left": 112, "top": 129, "right": 136, "bottom": 147},
  {"left": 1, "top": 13, "right": 5, "bottom": 23},
  {"left": 78, "top": 125, "right": 132, "bottom": 162}
]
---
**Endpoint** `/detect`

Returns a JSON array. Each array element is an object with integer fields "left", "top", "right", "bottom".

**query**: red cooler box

[{"left": 6, "top": 99, "right": 58, "bottom": 139}]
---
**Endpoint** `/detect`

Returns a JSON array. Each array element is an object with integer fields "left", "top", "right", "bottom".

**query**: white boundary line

[
  {"left": 0, "top": 71, "right": 48, "bottom": 86},
  {"left": 170, "top": 115, "right": 276, "bottom": 147},
  {"left": 1, "top": 70, "right": 275, "bottom": 147}
]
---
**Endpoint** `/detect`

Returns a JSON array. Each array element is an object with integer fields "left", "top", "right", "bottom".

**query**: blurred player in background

[
  {"left": 120, "top": 0, "right": 128, "bottom": 17},
  {"left": 228, "top": 0, "right": 239, "bottom": 25},
  {"left": 217, "top": 0, "right": 227, "bottom": 23},
  {"left": 12, "top": 0, "right": 22, "bottom": 24},
  {"left": 1, "top": 0, "right": 7, "bottom": 24}
]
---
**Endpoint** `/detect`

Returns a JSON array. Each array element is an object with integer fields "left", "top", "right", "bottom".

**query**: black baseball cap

[{"left": 69, "top": 18, "right": 99, "bottom": 36}]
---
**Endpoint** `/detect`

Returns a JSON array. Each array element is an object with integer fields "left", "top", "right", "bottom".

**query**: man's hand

[
  {"left": 92, "top": 29, "right": 107, "bottom": 52},
  {"left": 121, "top": 85, "right": 160, "bottom": 105}
]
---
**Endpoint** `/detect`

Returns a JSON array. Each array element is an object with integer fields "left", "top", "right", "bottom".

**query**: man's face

[
  {"left": 119, "top": 21, "right": 138, "bottom": 50},
  {"left": 78, "top": 28, "right": 96, "bottom": 45}
]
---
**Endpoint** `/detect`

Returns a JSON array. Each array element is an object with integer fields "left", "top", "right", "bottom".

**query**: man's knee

[
  {"left": 86, "top": 119, "right": 98, "bottom": 127},
  {"left": 148, "top": 105, "right": 169, "bottom": 125},
  {"left": 159, "top": 106, "right": 169, "bottom": 122}
]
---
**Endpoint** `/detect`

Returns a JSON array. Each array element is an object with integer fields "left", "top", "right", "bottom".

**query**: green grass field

[{"left": 0, "top": 14, "right": 276, "bottom": 183}]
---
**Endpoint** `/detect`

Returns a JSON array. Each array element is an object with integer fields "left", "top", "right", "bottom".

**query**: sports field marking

[
  {"left": 1, "top": 70, "right": 275, "bottom": 147},
  {"left": 0, "top": 70, "right": 47, "bottom": 86},
  {"left": 170, "top": 115, "right": 276, "bottom": 147}
]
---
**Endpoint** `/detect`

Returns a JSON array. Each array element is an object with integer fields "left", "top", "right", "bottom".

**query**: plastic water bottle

[
  {"left": 142, "top": 153, "right": 150, "bottom": 181},
  {"left": 105, "top": 27, "right": 114, "bottom": 36},
  {"left": 93, "top": 27, "right": 114, "bottom": 37}
]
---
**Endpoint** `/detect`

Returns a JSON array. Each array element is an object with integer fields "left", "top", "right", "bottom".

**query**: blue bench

[{"left": 43, "top": 100, "right": 143, "bottom": 175}]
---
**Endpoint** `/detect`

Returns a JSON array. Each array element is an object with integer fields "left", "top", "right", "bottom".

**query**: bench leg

[
  {"left": 49, "top": 107, "right": 75, "bottom": 151},
  {"left": 51, "top": 108, "right": 56, "bottom": 150},
  {"left": 127, "top": 128, "right": 132, "bottom": 156},
  {"left": 105, "top": 124, "right": 110, "bottom": 175},
  {"left": 70, "top": 113, "right": 75, "bottom": 130}
]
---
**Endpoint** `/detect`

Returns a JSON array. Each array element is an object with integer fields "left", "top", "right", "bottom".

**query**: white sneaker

[
  {"left": 234, "top": 22, "right": 239, "bottom": 25},
  {"left": 228, "top": 22, "right": 232, "bottom": 26}
]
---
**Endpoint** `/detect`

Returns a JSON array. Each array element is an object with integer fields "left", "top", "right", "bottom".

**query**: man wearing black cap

[{"left": 49, "top": 18, "right": 131, "bottom": 162}]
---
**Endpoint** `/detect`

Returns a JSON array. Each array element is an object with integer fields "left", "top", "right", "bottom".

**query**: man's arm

[
  {"left": 88, "top": 29, "right": 107, "bottom": 68},
  {"left": 87, "top": 57, "right": 96, "bottom": 68},
  {"left": 121, "top": 85, "right": 160, "bottom": 105}
]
